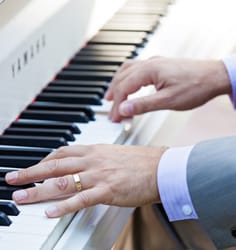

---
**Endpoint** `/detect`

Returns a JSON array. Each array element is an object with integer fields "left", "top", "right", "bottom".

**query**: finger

[
  {"left": 109, "top": 70, "right": 152, "bottom": 122},
  {"left": 12, "top": 175, "right": 74, "bottom": 204},
  {"left": 41, "top": 144, "right": 89, "bottom": 163},
  {"left": 45, "top": 187, "right": 107, "bottom": 218},
  {"left": 5, "top": 156, "right": 88, "bottom": 185},
  {"left": 105, "top": 60, "right": 140, "bottom": 100},
  {"left": 112, "top": 60, "right": 139, "bottom": 84},
  {"left": 12, "top": 172, "right": 92, "bottom": 204},
  {"left": 105, "top": 68, "right": 133, "bottom": 101},
  {"left": 119, "top": 89, "right": 174, "bottom": 116},
  {"left": 108, "top": 92, "right": 127, "bottom": 122}
]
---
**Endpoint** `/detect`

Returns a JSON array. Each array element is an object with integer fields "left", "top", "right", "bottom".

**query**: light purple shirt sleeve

[
  {"left": 158, "top": 146, "right": 198, "bottom": 221},
  {"left": 223, "top": 55, "right": 236, "bottom": 108}
]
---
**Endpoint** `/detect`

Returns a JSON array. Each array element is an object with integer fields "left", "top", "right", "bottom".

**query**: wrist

[
  {"left": 155, "top": 146, "right": 169, "bottom": 202},
  {"left": 222, "top": 55, "right": 236, "bottom": 108},
  {"left": 207, "top": 60, "right": 232, "bottom": 96}
]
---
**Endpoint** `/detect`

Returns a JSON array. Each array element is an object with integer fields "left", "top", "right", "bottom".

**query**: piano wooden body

[{"left": 1, "top": 0, "right": 236, "bottom": 249}]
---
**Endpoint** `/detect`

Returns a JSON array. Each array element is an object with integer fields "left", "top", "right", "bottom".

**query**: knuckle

[
  {"left": 32, "top": 187, "right": 40, "bottom": 200},
  {"left": 44, "top": 159, "right": 60, "bottom": 174},
  {"left": 78, "top": 192, "right": 90, "bottom": 208},
  {"left": 60, "top": 199, "right": 74, "bottom": 214},
  {"left": 54, "top": 177, "right": 69, "bottom": 191},
  {"left": 18, "top": 169, "right": 30, "bottom": 180},
  {"left": 27, "top": 187, "right": 39, "bottom": 202},
  {"left": 161, "top": 92, "right": 174, "bottom": 106},
  {"left": 119, "top": 61, "right": 130, "bottom": 70},
  {"left": 86, "top": 144, "right": 101, "bottom": 156},
  {"left": 135, "top": 98, "right": 150, "bottom": 114},
  {"left": 112, "top": 84, "right": 122, "bottom": 94},
  {"left": 87, "top": 144, "right": 96, "bottom": 152},
  {"left": 100, "top": 187, "right": 113, "bottom": 205},
  {"left": 141, "top": 98, "right": 150, "bottom": 110},
  {"left": 148, "top": 55, "right": 162, "bottom": 62},
  {"left": 126, "top": 74, "right": 136, "bottom": 84},
  {"left": 55, "top": 146, "right": 68, "bottom": 158}
]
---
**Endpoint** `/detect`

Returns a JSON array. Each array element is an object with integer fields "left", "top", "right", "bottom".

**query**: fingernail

[
  {"left": 5, "top": 171, "right": 18, "bottom": 182},
  {"left": 119, "top": 101, "right": 134, "bottom": 116},
  {"left": 13, "top": 190, "right": 28, "bottom": 201},
  {"left": 45, "top": 206, "right": 59, "bottom": 217}
]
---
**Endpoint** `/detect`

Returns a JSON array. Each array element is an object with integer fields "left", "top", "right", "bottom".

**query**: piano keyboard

[{"left": 0, "top": 0, "right": 173, "bottom": 249}]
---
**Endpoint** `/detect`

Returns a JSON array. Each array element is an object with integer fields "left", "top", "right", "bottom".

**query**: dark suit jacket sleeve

[{"left": 187, "top": 135, "right": 236, "bottom": 249}]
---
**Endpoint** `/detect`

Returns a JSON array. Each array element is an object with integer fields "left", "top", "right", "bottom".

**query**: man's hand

[
  {"left": 5, "top": 144, "right": 167, "bottom": 218},
  {"left": 105, "top": 57, "right": 231, "bottom": 122}
]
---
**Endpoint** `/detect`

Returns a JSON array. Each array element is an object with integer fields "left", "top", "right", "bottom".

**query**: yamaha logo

[{"left": 0, "top": 0, "right": 5, "bottom": 4}]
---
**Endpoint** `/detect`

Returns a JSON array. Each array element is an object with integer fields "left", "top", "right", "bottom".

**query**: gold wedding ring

[{"left": 73, "top": 173, "right": 82, "bottom": 192}]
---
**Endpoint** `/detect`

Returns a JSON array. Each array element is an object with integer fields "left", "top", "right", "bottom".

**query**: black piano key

[
  {"left": 0, "top": 156, "right": 42, "bottom": 168},
  {"left": 112, "top": 13, "right": 160, "bottom": 22},
  {"left": 106, "top": 18, "right": 157, "bottom": 25},
  {"left": 43, "top": 85, "right": 105, "bottom": 98},
  {"left": 0, "top": 201, "right": 20, "bottom": 216},
  {"left": 12, "top": 119, "right": 80, "bottom": 134},
  {"left": 0, "top": 135, "right": 68, "bottom": 148},
  {"left": 119, "top": 6, "right": 167, "bottom": 15},
  {"left": 0, "top": 212, "right": 11, "bottom": 226},
  {"left": 37, "top": 93, "right": 102, "bottom": 105},
  {"left": 85, "top": 44, "right": 137, "bottom": 53},
  {"left": 107, "top": 14, "right": 160, "bottom": 22},
  {"left": 63, "top": 64, "right": 119, "bottom": 72},
  {"left": 0, "top": 146, "right": 52, "bottom": 157},
  {"left": 20, "top": 110, "right": 89, "bottom": 123},
  {"left": 71, "top": 56, "right": 126, "bottom": 66},
  {"left": 28, "top": 102, "right": 95, "bottom": 121},
  {"left": 0, "top": 169, "right": 19, "bottom": 178},
  {"left": 4, "top": 128, "right": 75, "bottom": 141},
  {"left": 77, "top": 50, "right": 133, "bottom": 58},
  {"left": 0, "top": 186, "right": 18, "bottom": 201},
  {"left": 51, "top": 80, "right": 109, "bottom": 90},
  {"left": 56, "top": 71, "right": 114, "bottom": 82},
  {"left": 104, "top": 18, "right": 157, "bottom": 25},
  {"left": 95, "top": 31, "right": 148, "bottom": 40},
  {"left": 102, "top": 23, "right": 156, "bottom": 33},
  {"left": 0, "top": 177, "right": 11, "bottom": 185},
  {"left": 0, "top": 186, "right": 34, "bottom": 201},
  {"left": 104, "top": 16, "right": 157, "bottom": 22}
]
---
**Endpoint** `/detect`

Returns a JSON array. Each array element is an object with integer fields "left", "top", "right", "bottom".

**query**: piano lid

[{"left": 0, "top": 0, "right": 126, "bottom": 133}]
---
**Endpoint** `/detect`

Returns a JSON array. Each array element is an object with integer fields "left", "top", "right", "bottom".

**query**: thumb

[{"left": 119, "top": 93, "right": 168, "bottom": 116}]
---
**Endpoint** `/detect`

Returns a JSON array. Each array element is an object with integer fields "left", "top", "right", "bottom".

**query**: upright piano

[
  {"left": 2, "top": 0, "right": 236, "bottom": 249},
  {"left": 0, "top": 0, "right": 173, "bottom": 249}
]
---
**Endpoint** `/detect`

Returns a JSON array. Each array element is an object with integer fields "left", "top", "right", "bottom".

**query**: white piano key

[
  {"left": 91, "top": 99, "right": 113, "bottom": 114},
  {"left": 0, "top": 199, "right": 75, "bottom": 249},
  {"left": 0, "top": 233, "right": 47, "bottom": 250},
  {"left": 0, "top": 216, "right": 54, "bottom": 235},
  {"left": 70, "top": 114, "right": 131, "bottom": 145}
]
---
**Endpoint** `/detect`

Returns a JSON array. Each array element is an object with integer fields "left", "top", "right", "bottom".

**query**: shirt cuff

[
  {"left": 157, "top": 146, "right": 198, "bottom": 221},
  {"left": 222, "top": 55, "right": 236, "bottom": 108}
]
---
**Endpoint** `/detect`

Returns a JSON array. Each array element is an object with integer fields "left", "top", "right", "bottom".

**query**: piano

[
  {"left": 2, "top": 0, "right": 236, "bottom": 249},
  {"left": 0, "top": 0, "right": 174, "bottom": 249}
]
